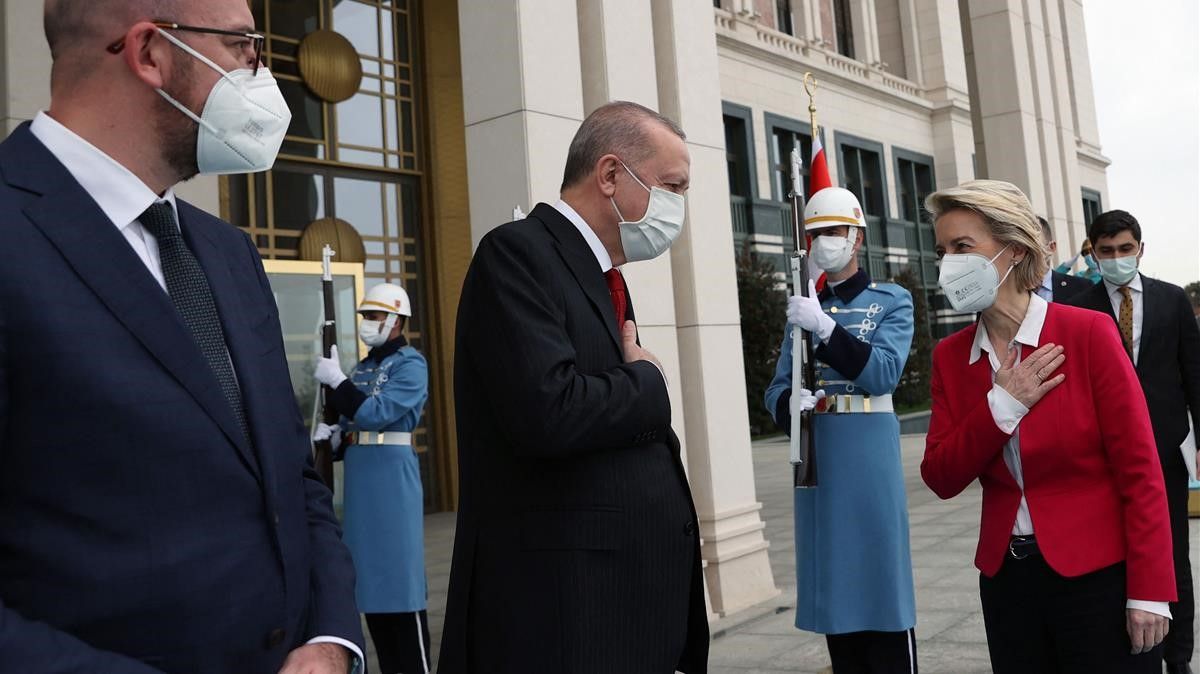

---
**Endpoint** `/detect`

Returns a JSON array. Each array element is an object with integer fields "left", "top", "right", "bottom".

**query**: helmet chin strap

[{"left": 381, "top": 313, "right": 399, "bottom": 337}]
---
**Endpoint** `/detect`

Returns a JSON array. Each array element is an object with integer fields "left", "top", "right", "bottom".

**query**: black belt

[{"left": 1008, "top": 535, "right": 1040, "bottom": 560}]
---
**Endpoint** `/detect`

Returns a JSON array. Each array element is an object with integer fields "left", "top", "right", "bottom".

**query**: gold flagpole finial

[{"left": 803, "top": 72, "right": 818, "bottom": 138}]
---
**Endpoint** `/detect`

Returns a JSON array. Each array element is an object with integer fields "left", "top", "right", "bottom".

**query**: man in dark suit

[
  {"left": 1036, "top": 216, "right": 1094, "bottom": 302},
  {"left": 439, "top": 101, "right": 708, "bottom": 673},
  {"left": 0, "top": 2, "right": 362, "bottom": 671},
  {"left": 1066, "top": 210, "right": 1200, "bottom": 674}
]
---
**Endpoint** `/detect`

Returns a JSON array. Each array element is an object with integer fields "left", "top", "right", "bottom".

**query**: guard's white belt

[
  {"left": 355, "top": 431, "right": 413, "bottom": 445},
  {"left": 814, "top": 393, "right": 893, "bottom": 414}
]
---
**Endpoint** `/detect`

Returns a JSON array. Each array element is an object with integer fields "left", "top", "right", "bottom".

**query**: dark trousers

[
  {"left": 365, "top": 611, "right": 431, "bottom": 674},
  {"left": 825, "top": 629, "right": 917, "bottom": 673},
  {"left": 980, "top": 555, "right": 1162, "bottom": 673},
  {"left": 1163, "top": 453, "right": 1195, "bottom": 664}
]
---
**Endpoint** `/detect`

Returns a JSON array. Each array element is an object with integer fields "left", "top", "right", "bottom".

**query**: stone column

[
  {"left": 2, "top": 0, "right": 49, "bottom": 136},
  {"left": 851, "top": 0, "right": 881, "bottom": 66},
  {"left": 651, "top": 0, "right": 779, "bottom": 617},
  {"left": 960, "top": 0, "right": 1103, "bottom": 259},
  {"left": 917, "top": 0, "right": 975, "bottom": 187},
  {"left": 458, "top": 0, "right": 585, "bottom": 245},
  {"left": 576, "top": 0, "right": 690, "bottom": 464}
]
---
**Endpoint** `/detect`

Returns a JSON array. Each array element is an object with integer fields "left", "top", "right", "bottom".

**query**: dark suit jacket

[
  {"left": 0, "top": 125, "right": 362, "bottom": 673},
  {"left": 1050, "top": 270, "right": 1093, "bottom": 303},
  {"left": 439, "top": 203, "right": 708, "bottom": 674},
  {"left": 1065, "top": 274, "right": 1200, "bottom": 464}
]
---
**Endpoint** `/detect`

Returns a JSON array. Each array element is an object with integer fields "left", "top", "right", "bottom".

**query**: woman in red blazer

[{"left": 921, "top": 180, "right": 1175, "bottom": 674}]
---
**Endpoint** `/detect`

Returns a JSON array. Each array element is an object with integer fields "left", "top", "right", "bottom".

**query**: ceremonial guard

[
  {"left": 764, "top": 187, "right": 918, "bottom": 673},
  {"left": 314, "top": 283, "right": 431, "bottom": 674}
]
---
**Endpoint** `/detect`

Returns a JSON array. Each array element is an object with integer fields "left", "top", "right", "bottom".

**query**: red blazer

[{"left": 922, "top": 302, "right": 1175, "bottom": 602}]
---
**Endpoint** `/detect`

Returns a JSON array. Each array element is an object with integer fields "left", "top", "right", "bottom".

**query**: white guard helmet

[
  {"left": 357, "top": 282, "right": 412, "bottom": 317},
  {"left": 803, "top": 187, "right": 867, "bottom": 232}
]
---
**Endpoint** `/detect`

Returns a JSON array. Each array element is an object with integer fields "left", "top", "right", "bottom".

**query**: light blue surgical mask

[{"left": 1098, "top": 253, "right": 1139, "bottom": 286}]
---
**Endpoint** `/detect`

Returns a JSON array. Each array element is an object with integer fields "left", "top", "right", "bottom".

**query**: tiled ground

[{"left": 372, "top": 434, "right": 1199, "bottom": 673}]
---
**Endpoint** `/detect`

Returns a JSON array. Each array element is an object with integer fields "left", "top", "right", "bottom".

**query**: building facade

[{"left": 0, "top": 0, "right": 1108, "bottom": 617}]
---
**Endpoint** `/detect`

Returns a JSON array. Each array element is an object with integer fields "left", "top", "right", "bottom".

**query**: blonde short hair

[{"left": 924, "top": 180, "right": 1049, "bottom": 292}]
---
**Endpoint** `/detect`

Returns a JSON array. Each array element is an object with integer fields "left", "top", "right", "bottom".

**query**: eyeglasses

[{"left": 106, "top": 21, "right": 265, "bottom": 75}]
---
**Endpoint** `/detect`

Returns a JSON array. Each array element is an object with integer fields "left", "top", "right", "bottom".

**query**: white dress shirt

[
  {"left": 1103, "top": 273, "right": 1144, "bottom": 364},
  {"left": 29, "top": 111, "right": 365, "bottom": 669},
  {"left": 973, "top": 293, "right": 1169, "bottom": 619},
  {"left": 554, "top": 199, "right": 613, "bottom": 272},
  {"left": 1035, "top": 269, "right": 1054, "bottom": 303},
  {"left": 30, "top": 112, "right": 177, "bottom": 290}
]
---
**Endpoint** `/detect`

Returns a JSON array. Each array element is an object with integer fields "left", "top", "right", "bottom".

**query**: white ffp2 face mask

[
  {"left": 155, "top": 29, "right": 292, "bottom": 175},
  {"left": 358, "top": 314, "right": 398, "bottom": 347},
  {"left": 811, "top": 229, "right": 858, "bottom": 272},
  {"left": 611, "top": 160, "right": 685, "bottom": 263},
  {"left": 938, "top": 245, "right": 1014, "bottom": 313}
]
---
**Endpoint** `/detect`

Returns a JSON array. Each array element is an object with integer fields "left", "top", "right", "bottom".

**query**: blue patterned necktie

[{"left": 139, "top": 202, "right": 249, "bottom": 440}]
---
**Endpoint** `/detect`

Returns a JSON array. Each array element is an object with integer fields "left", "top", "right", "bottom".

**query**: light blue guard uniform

[
  {"left": 764, "top": 270, "right": 917, "bottom": 634},
  {"left": 336, "top": 340, "right": 429, "bottom": 613}
]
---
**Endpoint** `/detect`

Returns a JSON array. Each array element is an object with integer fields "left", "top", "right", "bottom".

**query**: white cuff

[
  {"left": 815, "top": 313, "right": 837, "bottom": 343},
  {"left": 1126, "top": 599, "right": 1172, "bottom": 620},
  {"left": 987, "top": 384, "right": 1028, "bottom": 434},
  {"left": 307, "top": 636, "right": 365, "bottom": 673}
]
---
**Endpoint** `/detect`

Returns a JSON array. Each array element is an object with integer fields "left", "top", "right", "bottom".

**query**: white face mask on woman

[
  {"left": 154, "top": 28, "right": 292, "bottom": 175},
  {"left": 937, "top": 245, "right": 1014, "bottom": 313},
  {"left": 611, "top": 160, "right": 685, "bottom": 263}
]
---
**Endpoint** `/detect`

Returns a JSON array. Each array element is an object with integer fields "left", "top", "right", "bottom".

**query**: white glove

[
  {"left": 791, "top": 388, "right": 827, "bottom": 416},
  {"left": 312, "top": 422, "right": 342, "bottom": 451},
  {"left": 786, "top": 279, "right": 837, "bottom": 341},
  {"left": 314, "top": 344, "right": 348, "bottom": 388}
]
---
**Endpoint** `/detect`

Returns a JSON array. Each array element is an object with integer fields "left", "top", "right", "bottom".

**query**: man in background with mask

[
  {"left": 764, "top": 187, "right": 918, "bottom": 673},
  {"left": 313, "top": 282, "right": 431, "bottom": 674},
  {"left": 1036, "top": 216, "right": 1092, "bottom": 303},
  {"left": 0, "top": 1, "right": 362, "bottom": 672},
  {"left": 1066, "top": 210, "right": 1200, "bottom": 674},
  {"left": 439, "top": 101, "right": 708, "bottom": 674}
]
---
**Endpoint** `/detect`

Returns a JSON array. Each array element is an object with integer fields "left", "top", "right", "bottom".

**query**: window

[
  {"left": 838, "top": 135, "right": 888, "bottom": 279},
  {"left": 1082, "top": 189, "right": 1103, "bottom": 228},
  {"left": 724, "top": 115, "right": 753, "bottom": 199},
  {"left": 833, "top": 0, "right": 854, "bottom": 58},
  {"left": 775, "top": 0, "right": 794, "bottom": 36},
  {"left": 896, "top": 158, "right": 934, "bottom": 224},
  {"left": 722, "top": 104, "right": 757, "bottom": 239},
  {"left": 840, "top": 145, "right": 884, "bottom": 217},
  {"left": 713, "top": 0, "right": 722, "bottom": 7},
  {"left": 771, "top": 127, "right": 813, "bottom": 202}
]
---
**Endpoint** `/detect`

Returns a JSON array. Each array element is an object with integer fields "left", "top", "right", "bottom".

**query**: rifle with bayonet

[
  {"left": 313, "top": 244, "right": 337, "bottom": 492},
  {"left": 789, "top": 147, "right": 818, "bottom": 488}
]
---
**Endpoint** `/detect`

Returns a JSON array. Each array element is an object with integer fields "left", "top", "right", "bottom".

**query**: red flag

[{"left": 807, "top": 132, "right": 833, "bottom": 291}]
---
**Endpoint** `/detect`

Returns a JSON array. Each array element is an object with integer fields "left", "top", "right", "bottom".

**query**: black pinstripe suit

[{"left": 438, "top": 203, "right": 708, "bottom": 674}]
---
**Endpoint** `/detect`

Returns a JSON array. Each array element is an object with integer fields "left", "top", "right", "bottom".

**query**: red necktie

[{"left": 604, "top": 268, "right": 627, "bottom": 331}]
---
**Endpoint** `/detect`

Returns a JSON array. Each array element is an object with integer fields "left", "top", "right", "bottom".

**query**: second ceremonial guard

[
  {"left": 765, "top": 187, "right": 918, "bottom": 673},
  {"left": 314, "top": 282, "right": 432, "bottom": 674}
]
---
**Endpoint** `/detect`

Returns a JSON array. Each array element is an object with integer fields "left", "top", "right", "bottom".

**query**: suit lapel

[
  {"left": 8, "top": 128, "right": 260, "bottom": 479},
  {"left": 532, "top": 204, "right": 622, "bottom": 352},
  {"left": 1135, "top": 275, "right": 1155, "bottom": 375}
]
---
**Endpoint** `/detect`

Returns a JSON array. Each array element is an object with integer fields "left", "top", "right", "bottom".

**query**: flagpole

[{"left": 804, "top": 72, "right": 818, "bottom": 147}]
